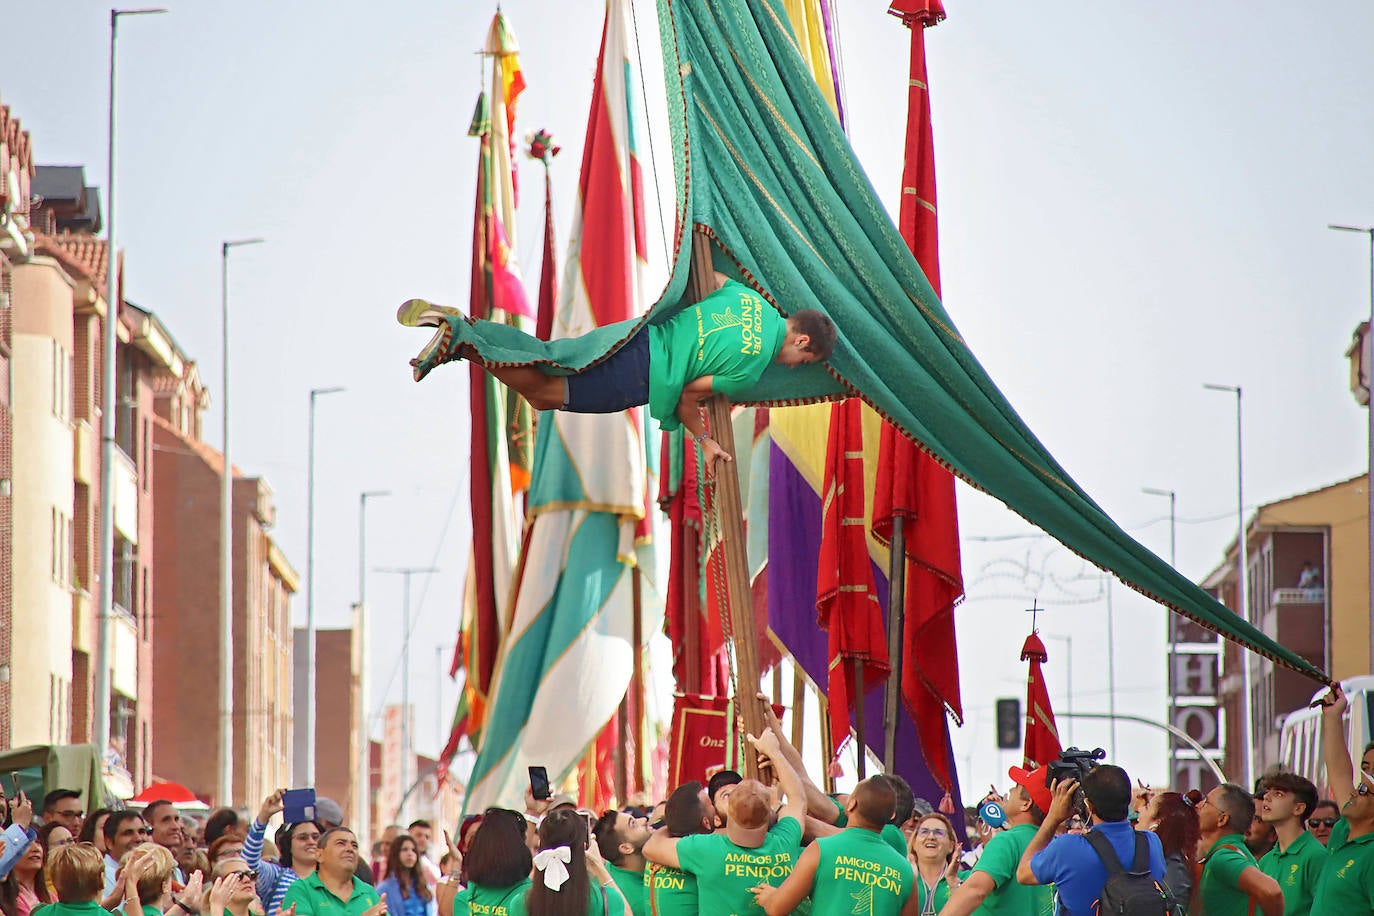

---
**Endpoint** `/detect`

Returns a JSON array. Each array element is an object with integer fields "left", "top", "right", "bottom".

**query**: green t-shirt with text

[
  {"left": 811, "top": 828, "right": 913, "bottom": 916},
  {"left": 451, "top": 880, "right": 531, "bottom": 916},
  {"left": 1258, "top": 828, "right": 1326, "bottom": 916},
  {"left": 645, "top": 863, "right": 696, "bottom": 916},
  {"left": 970, "top": 824, "right": 1054, "bottom": 916},
  {"left": 675, "top": 815, "right": 802, "bottom": 916},
  {"left": 1311, "top": 817, "right": 1374, "bottom": 915},
  {"left": 1198, "top": 833, "right": 1258, "bottom": 916},
  {"left": 647, "top": 280, "right": 786, "bottom": 431},
  {"left": 608, "top": 863, "right": 648, "bottom": 916}
]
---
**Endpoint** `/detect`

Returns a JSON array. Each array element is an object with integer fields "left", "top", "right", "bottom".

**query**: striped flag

[{"left": 461, "top": 0, "right": 661, "bottom": 813}]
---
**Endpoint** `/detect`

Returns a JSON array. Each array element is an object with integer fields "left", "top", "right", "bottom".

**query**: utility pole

[
  {"left": 355, "top": 490, "right": 388, "bottom": 843},
  {"left": 1142, "top": 486, "right": 1177, "bottom": 784},
  {"left": 303, "top": 385, "right": 344, "bottom": 786},
  {"left": 375, "top": 566, "right": 438, "bottom": 823}
]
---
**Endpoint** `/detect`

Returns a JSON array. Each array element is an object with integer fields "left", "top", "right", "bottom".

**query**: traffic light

[{"left": 995, "top": 698, "right": 1021, "bottom": 750}]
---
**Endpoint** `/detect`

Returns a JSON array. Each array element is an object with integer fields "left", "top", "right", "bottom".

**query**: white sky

[{"left": 5, "top": 0, "right": 1373, "bottom": 799}]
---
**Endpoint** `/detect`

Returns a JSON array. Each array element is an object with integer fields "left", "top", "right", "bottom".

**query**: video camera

[{"left": 1045, "top": 746, "right": 1106, "bottom": 786}]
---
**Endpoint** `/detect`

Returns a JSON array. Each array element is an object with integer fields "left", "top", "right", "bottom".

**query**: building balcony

[
  {"left": 73, "top": 420, "right": 95, "bottom": 485},
  {"left": 111, "top": 606, "right": 139, "bottom": 698},
  {"left": 1272, "top": 587, "right": 1325, "bottom": 606},
  {"left": 111, "top": 445, "right": 138, "bottom": 544}
]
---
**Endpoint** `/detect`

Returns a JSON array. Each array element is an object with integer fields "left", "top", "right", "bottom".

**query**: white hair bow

[{"left": 533, "top": 846, "right": 573, "bottom": 891}]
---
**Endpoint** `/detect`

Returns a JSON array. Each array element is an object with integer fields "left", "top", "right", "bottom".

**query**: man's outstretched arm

[{"left": 677, "top": 376, "right": 731, "bottom": 465}]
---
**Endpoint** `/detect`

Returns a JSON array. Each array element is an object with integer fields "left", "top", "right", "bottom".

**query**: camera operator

[{"left": 1014, "top": 763, "right": 1167, "bottom": 915}]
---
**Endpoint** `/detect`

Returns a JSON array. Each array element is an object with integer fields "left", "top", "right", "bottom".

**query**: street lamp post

[
  {"left": 356, "top": 490, "right": 390, "bottom": 845},
  {"left": 93, "top": 3, "right": 167, "bottom": 766},
  {"left": 304, "top": 385, "right": 345, "bottom": 786},
  {"left": 1143, "top": 486, "right": 1177, "bottom": 782},
  {"left": 1329, "top": 223, "right": 1374, "bottom": 675},
  {"left": 218, "top": 237, "right": 263, "bottom": 805},
  {"left": 1204, "top": 383, "right": 1255, "bottom": 785},
  {"left": 375, "top": 566, "right": 438, "bottom": 823}
]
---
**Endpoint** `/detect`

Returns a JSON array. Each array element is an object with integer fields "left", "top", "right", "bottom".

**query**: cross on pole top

[{"left": 1025, "top": 598, "right": 1043, "bottom": 633}]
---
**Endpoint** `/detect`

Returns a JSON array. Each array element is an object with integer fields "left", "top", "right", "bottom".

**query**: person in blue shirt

[
  {"left": 0, "top": 791, "right": 37, "bottom": 882},
  {"left": 1014, "top": 763, "right": 1167, "bottom": 915},
  {"left": 376, "top": 834, "right": 435, "bottom": 916}
]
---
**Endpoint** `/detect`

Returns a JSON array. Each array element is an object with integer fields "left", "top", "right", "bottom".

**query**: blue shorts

[{"left": 563, "top": 331, "right": 650, "bottom": 413}]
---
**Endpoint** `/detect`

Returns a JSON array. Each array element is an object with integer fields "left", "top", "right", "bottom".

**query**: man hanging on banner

[{"left": 400, "top": 274, "right": 836, "bottom": 463}]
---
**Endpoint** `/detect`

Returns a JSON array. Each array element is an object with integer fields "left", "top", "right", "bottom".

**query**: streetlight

[
  {"left": 375, "top": 566, "right": 439, "bottom": 823},
  {"left": 1204, "top": 382, "right": 1255, "bottom": 785},
  {"left": 217, "top": 237, "right": 263, "bottom": 804},
  {"left": 1142, "top": 485, "right": 1177, "bottom": 782},
  {"left": 356, "top": 489, "right": 390, "bottom": 844},
  {"left": 93, "top": 4, "right": 168, "bottom": 765},
  {"left": 1329, "top": 223, "right": 1374, "bottom": 675},
  {"left": 303, "top": 385, "right": 345, "bottom": 786}
]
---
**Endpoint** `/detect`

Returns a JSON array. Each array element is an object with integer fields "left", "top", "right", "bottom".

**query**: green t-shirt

[
  {"left": 281, "top": 872, "right": 382, "bottom": 916},
  {"left": 451, "top": 880, "right": 531, "bottom": 916},
  {"left": 970, "top": 824, "right": 1054, "bottom": 916},
  {"left": 1198, "top": 833, "right": 1259, "bottom": 916},
  {"left": 1311, "top": 817, "right": 1374, "bottom": 915},
  {"left": 675, "top": 815, "right": 803, "bottom": 916},
  {"left": 645, "top": 863, "right": 696, "bottom": 916},
  {"left": 812, "top": 828, "right": 913, "bottom": 916},
  {"left": 914, "top": 873, "right": 954, "bottom": 915},
  {"left": 33, "top": 903, "right": 107, "bottom": 916},
  {"left": 607, "top": 864, "right": 648, "bottom": 916},
  {"left": 1258, "top": 828, "right": 1327, "bottom": 916},
  {"left": 647, "top": 280, "right": 786, "bottom": 431},
  {"left": 827, "top": 798, "right": 907, "bottom": 857}
]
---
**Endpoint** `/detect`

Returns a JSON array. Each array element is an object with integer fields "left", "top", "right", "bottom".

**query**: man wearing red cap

[
  {"left": 936, "top": 766, "right": 1054, "bottom": 916},
  {"left": 1012, "top": 764, "right": 1168, "bottom": 915}
]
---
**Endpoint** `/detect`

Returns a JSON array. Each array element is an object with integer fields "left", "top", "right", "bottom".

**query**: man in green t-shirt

[
  {"left": 1195, "top": 784, "right": 1284, "bottom": 916},
  {"left": 595, "top": 809, "right": 653, "bottom": 916},
  {"left": 751, "top": 776, "right": 914, "bottom": 916},
  {"left": 402, "top": 273, "right": 836, "bottom": 465},
  {"left": 644, "top": 730, "right": 807, "bottom": 916},
  {"left": 937, "top": 766, "right": 1054, "bottom": 916},
  {"left": 646, "top": 782, "right": 717, "bottom": 916},
  {"left": 1256, "top": 770, "right": 1326, "bottom": 916},
  {"left": 1311, "top": 684, "right": 1374, "bottom": 914},
  {"left": 281, "top": 828, "right": 386, "bottom": 916}
]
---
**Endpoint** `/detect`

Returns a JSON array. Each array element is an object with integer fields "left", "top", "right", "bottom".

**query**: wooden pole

[
  {"left": 819, "top": 690, "right": 836, "bottom": 794},
  {"left": 854, "top": 658, "right": 867, "bottom": 778},
  {"left": 688, "top": 231, "right": 766, "bottom": 778},
  {"left": 631, "top": 567, "right": 645, "bottom": 795},
  {"left": 790, "top": 666, "right": 806, "bottom": 753},
  {"left": 615, "top": 699, "right": 628, "bottom": 804},
  {"left": 772, "top": 664, "right": 783, "bottom": 707},
  {"left": 682, "top": 527, "right": 702, "bottom": 696},
  {"left": 883, "top": 518, "right": 906, "bottom": 772}
]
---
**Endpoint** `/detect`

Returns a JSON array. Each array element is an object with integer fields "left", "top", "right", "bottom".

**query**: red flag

[
  {"left": 1021, "top": 631, "right": 1063, "bottom": 769},
  {"left": 871, "top": 0, "right": 964, "bottom": 792},
  {"left": 527, "top": 130, "right": 561, "bottom": 341},
  {"left": 668, "top": 694, "right": 787, "bottom": 788},
  {"left": 817, "top": 398, "right": 890, "bottom": 759}
]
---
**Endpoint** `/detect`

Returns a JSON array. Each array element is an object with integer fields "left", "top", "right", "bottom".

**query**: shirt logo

[{"left": 1338, "top": 858, "right": 1356, "bottom": 878}]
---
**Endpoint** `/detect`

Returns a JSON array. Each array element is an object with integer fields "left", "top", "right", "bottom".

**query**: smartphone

[
  {"left": 283, "top": 788, "right": 317, "bottom": 823},
  {"left": 528, "top": 766, "right": 551, "bottom": 801}
]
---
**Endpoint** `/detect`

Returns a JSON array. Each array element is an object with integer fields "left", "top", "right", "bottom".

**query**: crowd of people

[{"left": 0, "top": 684, "right": 1371, "bottom": 916}]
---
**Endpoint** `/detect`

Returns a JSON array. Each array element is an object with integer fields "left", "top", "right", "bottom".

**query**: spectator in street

[
  {"left": 1136, "top": 789, "right": 1200, "bottom": 905},
  {"left": 1311, "top": 684, "right": 1374, "bottom": 915},
  {"left": 119, "top": 844, "right": 177, "bottom": 916},
  {"left": 244, "top": 791, "right": 322, "bottom": 916},
  {"left": 752, "top": 776, "right": 913, "bottom": 916},
  {"left": 280, "top": 828, "right": 382, "bottom": 916},
  {"left": 592, "top": 810, "right": 650, "bottom": 916},
  {"left": 1307, "top": 800, "right": 1339, "bottom": 846},
  {"left": 377, "top": 835, "right": 434, "bottom": 916},
  {"left": 644, "top": 784, "right": 712, "bottom": 916},
  {"left": 207, "top": 837, "right": 243, "bottom": 868},
  {"left": 372, "top": 826, "right": 403, "bottom": 882},
  {"left": 210, "top": 855, "right": 264, "bottom": 916},
  {"left": 100, "top": 812, "right": 148, "bottom": 900},
  {"left": 141, "top": 802, "right": 185, "bottom": 883},
  {"left": 39, "top": 795, "right": 82, "bottom": 839},
  {"left": 1257, "top": 771, "right": 1326, "bottom": 916},
  {"left": 1016, "top": 764, "right": 1167, "bottom": 914},
  {"left": 312, "top": 799, "right": 373, "bottom": 886},
  {"left": 1, "top": 826, "right": 50, "bottom": 916},
  {"left": 405, "top": 822, "right": 440, "bottom": 889},
  {"left": 906, "top": 812, "right": 962, "bottom": 913},
  {"left": 704, "top": 773, "right": 741, "bottom": 830},
  {"left": 76, "top": 812, "right": 109, "bottom": 857},
  {"left": 41, "top": 842, "right": 104, "bottom": 908},
  {"left": 1195, "top": 784, "right": 1283, "bottom": 916},
  {"left": 447, "top": 809, "right": 531, "bottom": 916},
  {"left": 527, "top": 809, "right": 627, "bottom": 916},
  {"left": 203, "top": 810, "right": 247, "bottom": 848},
  {"left": 935, "top": 766, "right": 1054, "bottom": 916},
  {"left": 0, "top": 792, "right": 37, "bottom": 884}
]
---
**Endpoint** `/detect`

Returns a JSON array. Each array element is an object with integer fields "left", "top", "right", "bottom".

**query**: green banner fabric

[{"left": 400, "top": 0, "right": 1325, "bottom": 683}]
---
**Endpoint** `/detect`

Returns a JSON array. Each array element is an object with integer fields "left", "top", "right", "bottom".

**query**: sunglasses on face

[{"left": 1308, "top": 817, "right": 1338, "bottom": 829}]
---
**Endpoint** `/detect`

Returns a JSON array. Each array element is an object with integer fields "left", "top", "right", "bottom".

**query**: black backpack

[{"left": 1086, "top": 830, "right": 1184, "bottom": 916}]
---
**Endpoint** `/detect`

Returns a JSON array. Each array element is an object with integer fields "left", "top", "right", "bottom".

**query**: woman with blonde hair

[
  {"left": 906, "top": 812, "right": 962, "bottom": 916},
  {"left": 202, "top": 857, "right": 262, "bottom": 916}
]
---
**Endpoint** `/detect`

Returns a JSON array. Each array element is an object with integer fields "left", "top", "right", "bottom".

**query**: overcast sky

[{"left": 6, "top": 1, "right": 1373, "bottom": 797}]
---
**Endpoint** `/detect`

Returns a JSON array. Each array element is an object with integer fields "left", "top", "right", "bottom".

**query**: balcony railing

[{"left": 1272, "top": 587, "right": 1325, "bottom": 606}]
